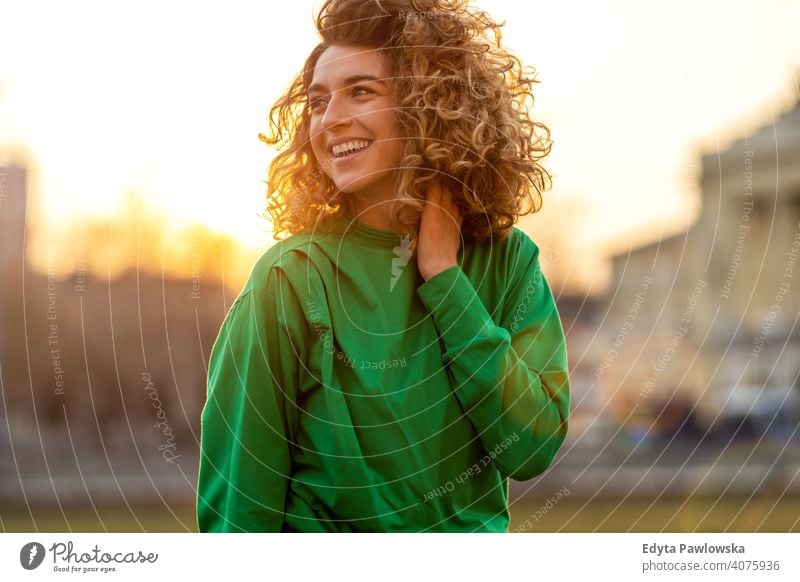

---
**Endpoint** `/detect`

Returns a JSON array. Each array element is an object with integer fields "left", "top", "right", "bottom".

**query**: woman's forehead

[{"left": 310, "top": 45, "right": 390, "bottom": 88}]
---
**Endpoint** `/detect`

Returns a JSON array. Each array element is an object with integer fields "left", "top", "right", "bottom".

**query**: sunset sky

[{"left": 1, "top": 0, "right": 799, "bottom": 293}]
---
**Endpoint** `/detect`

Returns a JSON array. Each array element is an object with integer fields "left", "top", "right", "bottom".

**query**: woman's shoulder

[
  {"left": 469, "top": 224, "right": 540, "bottom": 275},
  {"left": 508, "top": 225, "right": 540, "bottom": 262},
  {"left": 239, "top": 232, "right": 330, "bottom": 299}
]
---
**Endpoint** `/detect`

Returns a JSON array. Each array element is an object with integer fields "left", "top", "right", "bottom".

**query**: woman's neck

[{"left": 342, "top": 195, "right": 403, "bottom": 234}]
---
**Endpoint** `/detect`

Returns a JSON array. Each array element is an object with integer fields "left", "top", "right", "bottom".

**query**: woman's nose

[{"left": 321, "top": 91, "right": 353, "bottom": 130}]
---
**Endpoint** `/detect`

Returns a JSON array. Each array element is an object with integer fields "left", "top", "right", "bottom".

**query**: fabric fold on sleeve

[
  {"left": 197, "top": 268, "right": 304, "bottom": 532},
  {"left": 416, "top": 235, "right": 570, "bottom": 481}
]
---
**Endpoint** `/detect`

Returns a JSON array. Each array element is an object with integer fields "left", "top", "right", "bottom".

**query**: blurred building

[
  {"left": 601, "top": 96, "right": 800, "bottom": 432},
  {"left": 0, "top": 164, "right": 26, "bottom": 271},
  {"left": 0, "top": 163, "right": 27, "bottom": 477},
  {"left": 0, "top": 163, "right": 229, "bottom": 505},
  {"left": 0, "top": 163, "right": 26, "bottom": 368},
  {"left": 0, "top": 162, "right": 29, "bottom": 454},
  {"left": 556, "top": 293, "right": 612, "bottom": 448}
]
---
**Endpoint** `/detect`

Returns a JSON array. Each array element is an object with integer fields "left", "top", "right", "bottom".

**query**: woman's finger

[
  {"left": 426, "top": 182, "right": 443, "bottom": 204},
  {"left": 441, "top": 187, "right": 461, "bottom": 223}
]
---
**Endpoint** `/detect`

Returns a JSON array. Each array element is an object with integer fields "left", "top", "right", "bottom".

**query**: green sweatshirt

[{"left": 197, "top": 215, "right": 570, "bottom": 533}]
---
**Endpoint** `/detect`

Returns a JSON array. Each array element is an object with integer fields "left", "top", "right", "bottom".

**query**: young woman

[{"left": 197, "top": 0, "right": 570, "bottom": 533}]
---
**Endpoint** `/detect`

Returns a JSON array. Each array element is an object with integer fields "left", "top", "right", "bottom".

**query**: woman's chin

[{"left": 334, "top": 176, "right": 383, "bottom": 196}]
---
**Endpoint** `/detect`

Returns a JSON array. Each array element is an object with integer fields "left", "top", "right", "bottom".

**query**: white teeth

[{"left": 331, "top": 140, "right": 372, "bottom": 158}]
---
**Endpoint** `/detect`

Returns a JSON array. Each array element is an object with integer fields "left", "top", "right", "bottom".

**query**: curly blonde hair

[{"left": 258, "top": 0, "right": 553, "bottom": 244}]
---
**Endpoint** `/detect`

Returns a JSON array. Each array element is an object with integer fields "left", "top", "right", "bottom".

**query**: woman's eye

[
  {"left": 308, "top": 97, "right": 327, "bottom": 111},
  {"left": 308, "top": 87, "right": 372, "bottom": 113}
]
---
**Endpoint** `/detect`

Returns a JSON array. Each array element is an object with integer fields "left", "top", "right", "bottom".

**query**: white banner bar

[{"left": 1, "top": 533, "right": 797, "bottom": 581}]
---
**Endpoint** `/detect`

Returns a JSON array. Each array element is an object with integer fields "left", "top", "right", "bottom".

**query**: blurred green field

[{"left": 2, "top": 495, "right": 798, "bottom": 532}]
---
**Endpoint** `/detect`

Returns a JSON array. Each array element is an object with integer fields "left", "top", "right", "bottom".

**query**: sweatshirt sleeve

[
  {"left": 197, "top": 267, "right": 303, "bottom": 532},
  {"left": 416, "top": 231, "right": 570, "bottom": 481}
]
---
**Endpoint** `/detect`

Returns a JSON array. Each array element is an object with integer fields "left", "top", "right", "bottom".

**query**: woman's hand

[{"left": 417, "top": 182, "right": 463, "bottom": 282}]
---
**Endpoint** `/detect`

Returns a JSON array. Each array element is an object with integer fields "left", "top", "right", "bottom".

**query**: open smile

[{"left": 330, "top": 139, "right": 373, "bottom": 164}]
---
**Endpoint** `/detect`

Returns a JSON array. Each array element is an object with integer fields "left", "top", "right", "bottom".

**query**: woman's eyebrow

[{"left": 307, "top": 74, "right": 388, "bottom": 95}]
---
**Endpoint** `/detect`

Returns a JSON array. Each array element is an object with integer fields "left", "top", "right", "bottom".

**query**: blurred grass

[
  {"left": 1, "top": 505, "right": 198, "bottom": 533},
  {"left": 508, "top": 494, "right": 800, "bottom": 532},
  {"left": 2, "top": 495, "right": 798, "bottom": 532}
]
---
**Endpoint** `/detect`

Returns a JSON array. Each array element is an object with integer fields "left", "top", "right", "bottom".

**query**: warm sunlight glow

[{"left": 1, "top": 0, "right": 799, "bottom": 292}]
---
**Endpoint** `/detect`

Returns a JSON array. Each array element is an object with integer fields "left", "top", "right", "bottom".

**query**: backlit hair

[{"left": 259, "top": 0, "right": 553, "bottom": 243}]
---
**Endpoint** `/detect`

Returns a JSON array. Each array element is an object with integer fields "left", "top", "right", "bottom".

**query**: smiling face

[{"left": 307, "top": 44, "right": 405, "bottom": 211}]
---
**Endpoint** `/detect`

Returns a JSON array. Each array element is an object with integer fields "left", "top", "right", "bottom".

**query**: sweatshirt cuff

[{"left": 416, "top": 265, "right": 498, "bottom": 346}]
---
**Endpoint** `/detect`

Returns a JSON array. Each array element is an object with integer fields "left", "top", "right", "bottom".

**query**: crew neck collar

[{"left": 332, "top": 214, "right": 408, "bottom": 249}]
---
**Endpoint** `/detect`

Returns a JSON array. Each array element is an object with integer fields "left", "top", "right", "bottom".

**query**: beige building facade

[{"left": 601, "top": 97, "right": 800, "bottom": 430}]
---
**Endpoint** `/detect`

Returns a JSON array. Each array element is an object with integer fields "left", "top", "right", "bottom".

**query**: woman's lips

[{"left": 331, "top": 141, "right": 372, "bottom": 165}]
